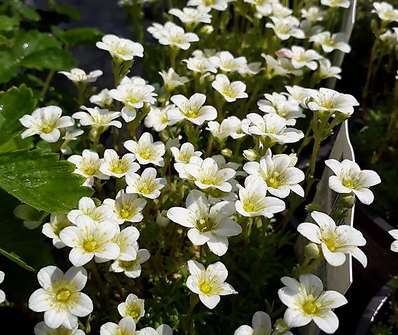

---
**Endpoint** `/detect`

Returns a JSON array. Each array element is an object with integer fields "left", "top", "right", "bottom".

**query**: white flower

[
  {"left": 20, "top": 106, "right": 74, "bottom": 143},
  {"left": 110, "top": 80, "right": 156, "bottom": 110},
  {"left": 242, "top": 113, "right": 304, "bottom": 144},
  {"left": 100, "top": 149, "right": 139, "bottom": 178},
  {"left": 29, "top": 266, "right": 93, "bottom": 329},
  {"left": 270, "top": 3, "right": 292, "bottom": 17},
  {"left": 301, "top": 6, "right": 325, "bottom": 22},
  {"left": 60, "top": 218, "right": 120, "bottom": 266},
  {"left": 42, "top": 214, "right": 72, "bottom": 249},
  {"left": 373, "top": 2, "right": 398, "bottom": 22},
  {"left": 170, "top": 93, "right": 217, "bottom": 125},
  {"left": 124, "top": 132, "right": 165, "bottom": 166},
  {"left": 100, "top": 317, "right": 136, "bottom": 335},
  {"left": 321, "top": 0, "right": 350, "bottom": 8},
  {"left": 169, "top": 7, "right": 211, "bottom": 24},
  {"left": 103, "top": 190, "right": 147, "bottom": 224},
  {"left": 72, "top": 106, "right": 122, "bottom": 129},
  {"left": 187, "top": 157, "right": 236, "bottom": 192},
  {"left": 216, "top": 51, "right": 247, "bottom": 73},
  {"left": 34, "top": 322, "right": 85, "bottom": 335},
  {"left": 118, "top": 293, "right": 145, "bottom": 321},
  {"left": 310, "top": 32, "right": 351, "bottom": 53},
  {"left": 298, "top": 211, "right": 367, "bottom": 267},
  {"left": 245, "top": 0, "right": 277, "bottom": 17},
  {"left": 244, "top": 150, "right": 304, "bottom": 198},
  {"left": 277, "top": 46, "right": 322, "bottom": 70},
  {"left": 285, "top": 85, "right": 317, "bottom": 107},
  {"left": 147, "top": 22, "right": 199, "bottom": 50},
  {"left": 325, "top": 159, "right": 381, "bottom": 205},
  {"left": 389, "top": 230, "right": 398, "bottom": 252},
  {"left": 234, "top": 311, "right": 272, "bottom": 335},
  {"left": 67, "top": 197, "right": 116, "bottom": 225},
  {"left": 236, "top": 175, "right": 285, "bottom": 217},
  {"left": 155, "top": 325, "right": 173, "bottom": 335},
  {"left": 278, "top": 274, "right": 347, "bottom": 334},
  {"left": 188, "top": 0, "right": 231, "bottom": 11},
  {"left": 96, "top": 34, "right": 144, "bottom": 61},
  {"left": 68, "top": 149, "right": 109, "bottom": 186},
  {"left": 207, "top": 116, "right": 245, "bottom": 141},
  {"left": 112, "top": 226, "right": 140, "bottom": 261},
  {"left": 159, "top": 68, "right": 189, "bottom": 91},
  {"left": 257, "top": 92, "right": 304, "bottom": 125},
  {"left": 212, "top": 74, "right": 248, "bottom": 102},
  {"left": 184, "top": 52, "right": 218, "bottom": 74},
  {"left": 110, "top": 247, "right": 150, "bottom": 278},
  {"left": 144, "top": 105, "right": 180, "bottom": 131},
  {"left": 318, "top": 59, "right": 342, "bottom": 80},
  {"left": 170, "top": 142, "right": 202, "bottom": 163},
  {"left": 265, "top": 16, "right": 305, "bottom": 40},
  {"left": 126, "top": 167, "right": 166, "bottom": 199},
  {"left": 90, "top": 89, "right": 113, "bottom": 108},
  {"left": 59, "top": 68, "right": 102, "bottom": 83},
  {"left": 0, "top": 271, "right": 5, "bottom": 304},
  {"left": 186, "top": 260, "right": 237, "bottom": 309},
  {"left": 307, "top": 88, "right": 359, "bottom": 116},
  {"left": 167, "top": 190, "right": 241, "bottom": 256}
]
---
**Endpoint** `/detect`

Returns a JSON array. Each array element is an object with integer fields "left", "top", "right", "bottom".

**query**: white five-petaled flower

[
  {"left": 184, "top": 51, "right": 218, "bottom": 74},
  {"left": 242, "top": 113, "right": 304, "bottom": 144},
  {"left": 167, "top": 190, "right": 241, "bottom": 256},
  {"left": 144, "top": 105, "right": 180, "bottom": 132},
  {"left": 96, "top": 34, "right": 144, "bottom": 61},
  {"left": 60, "top": 217, "right": 120, "bottom": 266},
  {"left": 188, "top": 0, "right": 231, "bottom": 11},
  {"left": 307, "top": 88, "right": 359, "bottom": 116},
  {"left": 215, "top": 51, "right": 248, "bottom": 73},
  {"left": 169, "top": 6, "right": 212, "bottom": 24},
  {"left": 207, "top": 116, "right": 245, "bottom": 141},
  {"left": 103, "top": 190, "right": 147, "bottom": 224},
  {"left": 90, "top": 89, "right": 113, "bottom": 108},
  {"left": 265, "top": 16, "right": 305, "bottom": 41},
  {"left": 257, "top": 92, "right": 304, "bottom": 126},
  {"left": 0, "top": 271, "right": 5, "bottom": 304},
  {"left": 68, "top": 149, "right": 109, "bottom": 186},
  {"left": 29, "top": 266, "right": 93, "bottom": 329},
  {"left": 159, "top": 68, "right": 189, "bottom": 92},
  {"left": 20, "top": 106, "right": 74, "bottom": 143},
  {"left": 310, "top": 32, "right": 351, "bottom": 54},
  {"left": 278, "top": 274, "right": 347, "bottom": 334},
  {"left": 325, "top": 159, "right": 381, "bottom": 205},
  {"left": 318, "top": 59, "right": 342, "bottom": 80},
  {"left": 126, "top": 167, "right": 166, "bottom": 199},
  {"left": 234, "top": 311, "right": 272, "bottom": 335},
  {"left": 34, "top": 322, "right": 85, "bottom": 335},
  {"left": 42, "top": 214, "right": 72, "bottom": 249},
  {"left": 67, "top": 197, "right": 115, "bottom": 226},
  {"left": 244, "top": 150, "right": 305, "bottom": 198},
  {"left": 111, "top": 226, "right": 140, "bottom": 261},
  {"left": 59, "top": 68, "right": 103, "bottom": 83},
  {"left": 236, "top": 175, "right": 286, "bottom": 217},
  {"left": 170, "top": 142, "right": 202, "bottom": 163},
  {"left": 298, "top": 211, "right": 367, "bottom": 267},
  {"left": 187, "top": 157, "right": 236, "bottom": 193},
  {"left": 72, "top": 106, "right": 122, "bottom": 129},
  {"left": 100, "top": 317, "right": 160, "bottom": 335},
  {"left": 171, "top": 93, "right": 217, "bottom": 125},
  {"left": 100, "top": 149, "right": 139, "bottom": 178},
  {"left": 212, "top": 74, "right": 248, "bottom": 102},
  {"left": 320, "top": 0, "right": 350, "bottom": 9},
  {"left": 117, "top": 293, "right": 145, "bottom": 322},
  {"left": 277, "top": 46, "right": 322, "bottom": 70},
  {"left": 147, "top": 22, "right": 199, "bottom": 50},
  {"left": 301, "top": 6, "right": 325, "bottom": 23},
  {"left": 186, "top": 260, "right": 237, "bottom": 309},
  {"left": 285, "top": 85, "right": 317, "bottom": 107},
  {"left": 110, "top": 247, "right": 150, "bottom": 279},
  {"left": 389, "top": 230, "right": 398, "bottom": 253},
  {"left": 373, "top": 2, "right": 398, "bottom": 22},
  {"left": 124, "top": 132, "right": 165, "bottom": 166}
]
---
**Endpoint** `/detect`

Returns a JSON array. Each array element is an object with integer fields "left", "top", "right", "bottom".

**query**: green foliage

[
  {"left": 0, "top": 150, "right": 92, "bottom": 213},
  {"left": 52, "top": 27, "right": 103, "bottom": 47},
  {"left": 0, "top": 85, "right": 36, "bottom": 147}
]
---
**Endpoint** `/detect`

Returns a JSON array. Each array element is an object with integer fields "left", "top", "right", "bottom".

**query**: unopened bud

[
  {"left": 221, "top": 148, "right": 232, "bottom": 158},
  {"left": 243, "top": 149, "right": 258, "bottom": 161},
  {"left": 304, "top": 242, "right": 320, "bottom": 260}
]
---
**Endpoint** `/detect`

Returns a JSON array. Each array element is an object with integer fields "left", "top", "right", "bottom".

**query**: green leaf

[
  {"left": 53, "top": 27, "right": 103, "bottom": 46},
  {"left": 0, "top": 248, "right": 35, "bottom": 272},
  {"left": 0, "top": 51, "right": 18, "bottom": 84},
  {"left": 0, "top": 85, "right": 36, "bottom": 146},
  {"left": 10, "top": 0, "right": 40, "bottom": 21},
  {"left": 48, "top": 0, "right": 80, "bottom": 20},
  {"left": 0, "top": 15, "right": 19, "bottom": 32},
  {"left": 21, "top": 47, "right": 75, "bottom": 70},
  {"left": 0, "top": 150, "right": 93, "bottom": 213}
]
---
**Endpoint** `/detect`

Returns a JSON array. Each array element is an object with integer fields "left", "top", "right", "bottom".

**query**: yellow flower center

[
  {"left": 138, "top": 181, "right": 155, "bottom": 195},
  {"left": 200, "top": 177, "right": 217, "bottom": 185},
  {"left": 302, "top": 296, "right": 319, "bottom": 315},
  {"left": 119, "top": 260, "right": 137, "bottom": 271},
  {"left": 126, "top": 303, "right": 142, "bottom": 320},
  {"left": 342, "top": 178, "right": 354, "bottom": 189},
  {"left": 82, "top": 165, "right": 98, "bottom": 176},
  {"left": 243, "top": 199, "right": 259, "bottom": 213},
  {"left": 138, "top": 149, "right": 154, "bottom": 160},
  {"left": 40, "top": 124, "right": 55, "bottom": 134},
  {"left": 199, "top": 281, "right": 212, "bottom": 294},
  {"left": 266, "top": 172, "right": 281, "bottom": 188},
  {"left": 221, "top": 86, "right": 236, "bottom": 99},
  {"left": 119, "top": 207, "right": 133, "bottom": 219},
  {"left": 184, "top": 108, "right": 200, "bottom": 118},
  {"left": 83, "top": 239, "right": 98, "bottom": 252},
  {"left": 323, "top": 236, "right": 338, "bottom": 252},
  {"left": 56, "top": 288, "right": 72, "bottom": 303},
  {"left": 111, "top": 160, "right": 128, "bottom": 174},
  {"left": 196, "top": 217, "right": 215, "bottom": 232}
]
